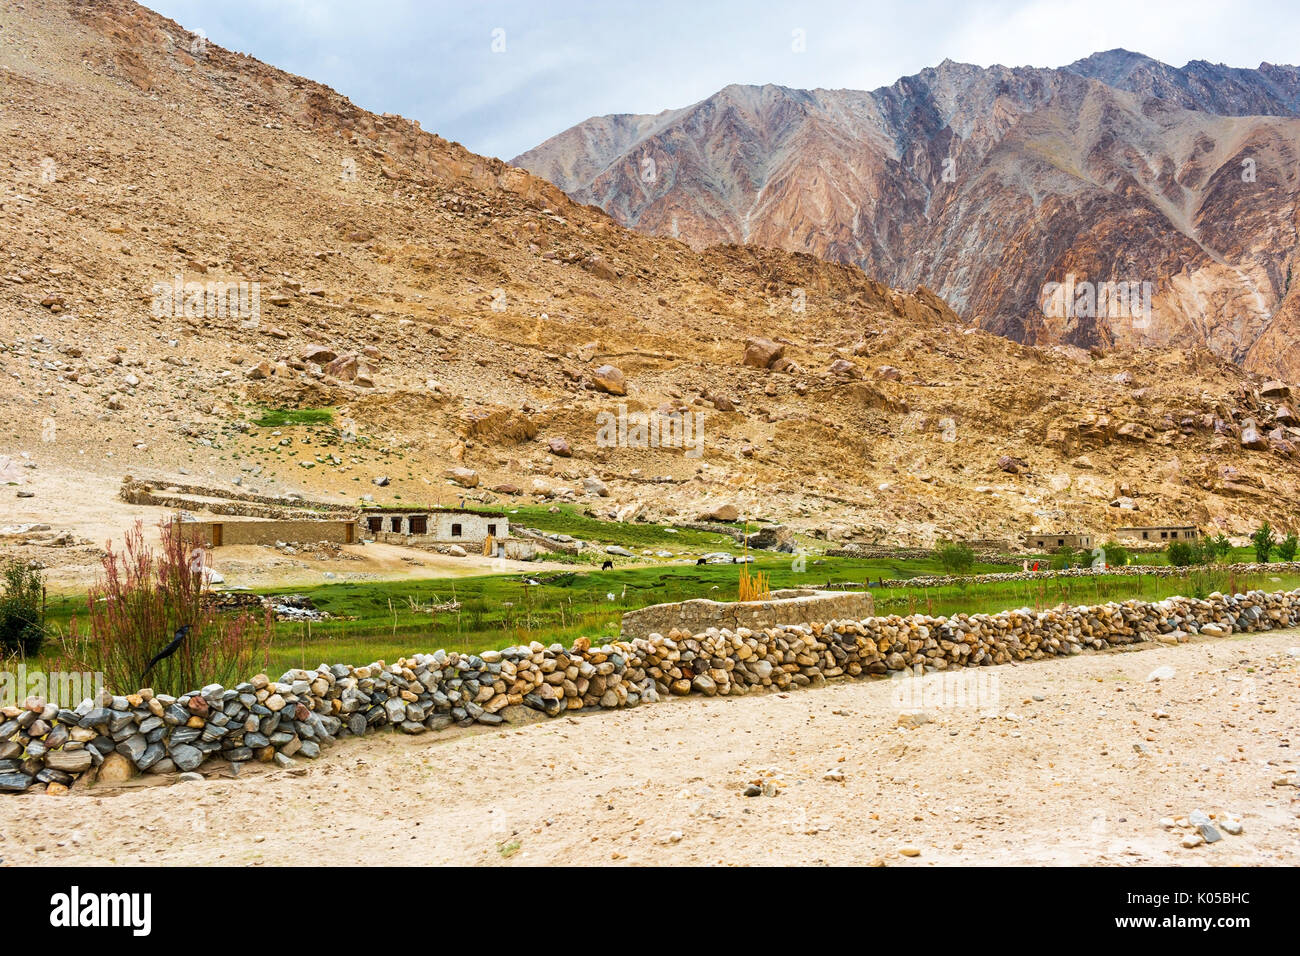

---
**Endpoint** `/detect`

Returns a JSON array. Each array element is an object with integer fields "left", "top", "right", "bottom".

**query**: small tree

[
  {"left": 1094, "top": 540, "right": 1129, "bottom": 568},
  {"left": 1278, "top": 532, "right": 1299, "bottom": 562},
  {"left": 1166, "top": 541, "right": 1196, "bottom": 567},
  {"left": 1251, "top": 523, "right": 1276, "bottom": 563},
  {"left": 936, "top": 540, "right": 975, "bottom": 575},
  {"left": 1204, "top": 533, "right": 1233, "bottom": 563},
  {"left": 0, "top": 559, "right": 46, "bottom": 656}
]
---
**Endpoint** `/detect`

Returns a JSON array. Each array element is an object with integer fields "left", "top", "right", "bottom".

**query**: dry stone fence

[
  {"left": 860, "top": 561, "right": 1300, "bottom": 590},
  {"left": 3, "top": 588, "right": 1300, "bottom": 794}
]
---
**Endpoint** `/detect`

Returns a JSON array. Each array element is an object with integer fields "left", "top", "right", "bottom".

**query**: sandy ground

[{"left": 2, "top": 628, "right": 1297, "bottom": 867}]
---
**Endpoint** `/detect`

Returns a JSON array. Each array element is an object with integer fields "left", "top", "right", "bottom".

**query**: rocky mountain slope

[
  {"left": 514, "top": 53, "right": 1300, "bottom": 382},
  {"left": 2, "top": 2, "right": 1298, "bottom": 551}
]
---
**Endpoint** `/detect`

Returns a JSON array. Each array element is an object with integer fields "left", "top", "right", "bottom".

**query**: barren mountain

[
  {"left": 514, "top": 53, "right": 1300, "bottom": 381},
  {"left": 2, "top": 1, "right": 1298, "bottom": 554}
]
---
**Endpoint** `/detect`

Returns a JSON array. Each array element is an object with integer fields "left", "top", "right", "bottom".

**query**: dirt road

[{"left": 1, "top": 629, "right": 1297, "bottom": 866}]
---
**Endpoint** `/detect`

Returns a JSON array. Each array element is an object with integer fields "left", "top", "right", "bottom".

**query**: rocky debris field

[{"left": 1, "top": 626, "right": 1295, "bottom": 866}]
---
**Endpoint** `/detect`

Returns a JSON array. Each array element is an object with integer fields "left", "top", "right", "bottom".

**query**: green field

[
  {"left": 33, "top": 558, "right": 1297, "bottom": 678},
  {"left": 20, "top": 497, "right": 1298, "bottom": 681}
]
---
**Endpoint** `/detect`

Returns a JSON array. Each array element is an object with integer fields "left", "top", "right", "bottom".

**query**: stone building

[
  {"left": 1025, "top": 532, "right": 1094, "bottom": 552},
  {"left": 1116, "top": 525, "right": 1201, "bottom": 544},
  {"left": 359, "top": 507, "right": 534, "bottom": 559}
]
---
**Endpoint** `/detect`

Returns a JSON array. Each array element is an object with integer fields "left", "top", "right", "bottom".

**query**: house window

[
  {"left": 1142, "top": 532, "right": 1149, "bottom": 539},
  {"left": 488, "top": 523, "right": 497, "bottom": 536},
  {"left": 1057, "top": 539, "right": 1064, "bottom": 547},
  {"left": 1161, "top": 531, "right": 1167, "bottom": 539},
  {"left": 451, "top": 523, "right": 462, "bottom": 538}
]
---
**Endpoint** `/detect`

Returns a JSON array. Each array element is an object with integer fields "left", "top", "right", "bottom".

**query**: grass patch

[{"left": 252, "top": 407, "right": 335, "bottom": 428}]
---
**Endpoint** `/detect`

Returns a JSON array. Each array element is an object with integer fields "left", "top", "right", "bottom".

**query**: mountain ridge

[{"left": 513, "top": 51, "right": 1300, "bottom": 380}]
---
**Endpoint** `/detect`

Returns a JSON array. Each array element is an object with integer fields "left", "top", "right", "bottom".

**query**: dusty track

[{"left": 1, "top": 629, "right": 1297, "bottom": 866}]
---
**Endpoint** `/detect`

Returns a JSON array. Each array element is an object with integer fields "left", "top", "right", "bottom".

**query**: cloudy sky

[{"left": 145, "top": 0, "right": 1300, "bottom": 160}]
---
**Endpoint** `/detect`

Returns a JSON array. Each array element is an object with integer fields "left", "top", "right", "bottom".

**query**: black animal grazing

[
  {"left": 696, "top": 557, "right": 707, "bottom": 566},
  {"left": 141, "top": 624, "right": 191, "bottom": 684},
  {"left": 601, "top": 559, "right": 614, "bottom": 570}
]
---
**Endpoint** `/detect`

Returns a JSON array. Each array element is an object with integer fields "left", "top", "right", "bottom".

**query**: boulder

[
  {"left": 699, "top": 503, "right": 740, "bottom": 522},
  {"left": 590, "top": 364, "right": 626, "bottom": 395},
  {"left": 743, "top": 337, "right": 784, "bottom": 369},
  {"left": 445, "top": 467, "right": 479, "bottom": 488}
]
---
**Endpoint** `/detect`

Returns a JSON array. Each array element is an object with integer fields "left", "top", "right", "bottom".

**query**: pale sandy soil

[{"left": 2, "top": 629, "right": 1297, "bottom": 867}]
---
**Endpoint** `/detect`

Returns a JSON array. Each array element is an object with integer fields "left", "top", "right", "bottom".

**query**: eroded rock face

[{"left": 516, "top": 55, "right": 1300, "bottom": 380}]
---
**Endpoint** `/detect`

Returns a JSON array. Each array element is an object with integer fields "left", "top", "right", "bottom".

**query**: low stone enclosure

[
  {"left": 3, "top": 586, "right": 1300, "bottom": 794},
  {"left": 621, "top": 589, "right": 875, "bottom": 640}
]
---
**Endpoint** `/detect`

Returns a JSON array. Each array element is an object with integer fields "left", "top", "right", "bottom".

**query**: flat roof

[{"left": 358, "top": 506, "right": 507, "bottom": 516}]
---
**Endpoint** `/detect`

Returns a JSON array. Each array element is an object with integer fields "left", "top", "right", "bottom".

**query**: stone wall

[
  {"left": 189, "top": 519, "right": 357, "bottom": 547},
  {"left": 620, "top": 589, "right": 876, "bottom": 640},
  {"left": 3, "top": 587, "right": 1299, "bottom": 794},
  {"left": 861, "top": 561, "right": 1300, "bottom": 590},
  {"left": 827, "top": 542, "right": 1019, "bottom": 564},
  {"left": 120, "top": 478, "right": 351, "bottom": 518}
]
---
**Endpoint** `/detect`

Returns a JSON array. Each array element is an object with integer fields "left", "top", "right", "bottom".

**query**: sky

[{"left": 144, "top": 0, "right": 1300, "bottom": 160}]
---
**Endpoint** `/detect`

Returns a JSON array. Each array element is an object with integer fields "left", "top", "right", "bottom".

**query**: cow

[{"left": 601, "top": 559, "right": 614, "bottom": 571}]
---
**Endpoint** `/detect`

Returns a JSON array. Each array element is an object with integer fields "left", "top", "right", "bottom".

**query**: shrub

[
  {"left": 1279, "top": 532, "right": 1299, "bottom": 562},
  {"left": 1251, "top": 523, "right": 1276, "bottom": 563},
  {"left": 935, "top": 540, "right": 975, "bottom": 575},
  {"left": 1204, "top": 534, "right": 1233, "bottom": 563},
  {"left": 0, "top": 560, "right": 46, "bottom": 656},
  {"left": 1166, "top": 540, "right": 1199, "bottom": 567},
  {"left": 1093, "top": 540, "right": 1129, "bottom": 568},
  {"left": 62, "top": 520, "right": 272, "bottom": 696}
]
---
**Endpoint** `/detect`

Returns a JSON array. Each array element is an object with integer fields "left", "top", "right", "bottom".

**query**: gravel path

[{"left": 2, "top": 629, "right": 1297, "bottom": 866}]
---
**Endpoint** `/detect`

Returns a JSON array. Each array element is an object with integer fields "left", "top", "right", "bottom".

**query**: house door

[{"left": 212, "top": 524, "right": 223, "bottom": 547}]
